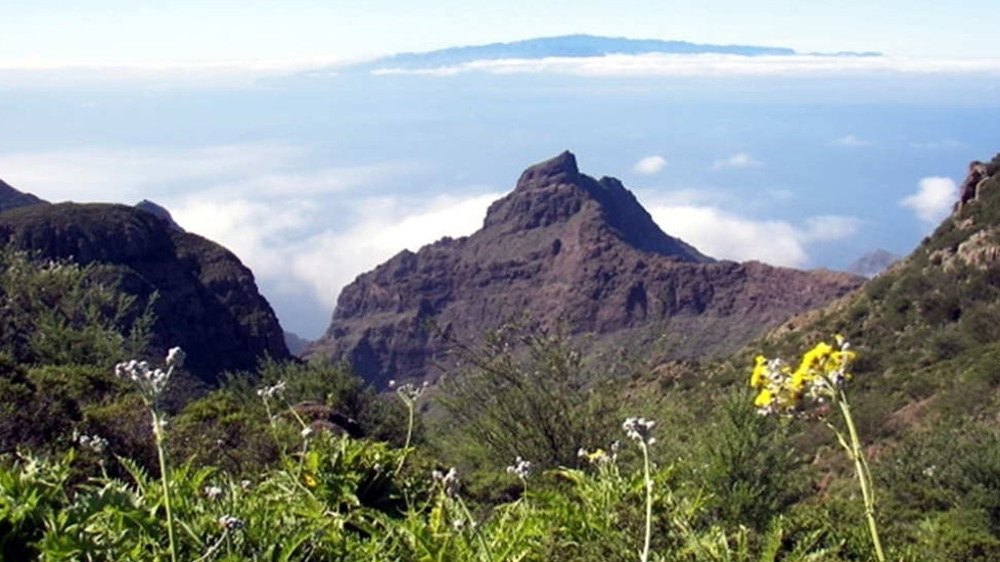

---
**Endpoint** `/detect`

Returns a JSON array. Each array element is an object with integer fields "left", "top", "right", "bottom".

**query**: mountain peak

[
  {"left": 484, "top": 152, "right": 712, "bottom": 262},
  {"left": 514, "top": 150, "right": 581, "bottom": 191}
]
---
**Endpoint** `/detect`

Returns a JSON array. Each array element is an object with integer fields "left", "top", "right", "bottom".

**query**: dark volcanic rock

[
  {"left": 307, "top": 152, "right": 863, "bottom": 388},
  {"left": 0, "top": 179, "right": 47, "bottom": 212},
  {"left": 0, "top": 202, "right": 290, "bottom": 383}
]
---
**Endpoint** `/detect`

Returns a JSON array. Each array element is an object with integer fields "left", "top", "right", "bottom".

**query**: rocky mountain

[
  {"left": 846, "top": 249, "right": 901, "bottom": 278},
  {"left": 0, "top": 188, "right": 290, "bottom": 384},
  {"left": 307, "top": 152, "right": 863, "bottom": 388}
]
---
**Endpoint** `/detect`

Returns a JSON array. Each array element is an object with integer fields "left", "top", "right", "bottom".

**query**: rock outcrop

[
  {"left": 307, "top": 152, "right": 863, "bottom": 388},
  {"left": 0, "top": 201, "right": 290, "bottom": 383}
]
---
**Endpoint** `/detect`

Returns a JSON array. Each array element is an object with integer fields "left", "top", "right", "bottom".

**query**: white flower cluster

[
  {"left": 218, "top": 515, "right": 245, "bottom": 530},
  {"left": 114, "top": 359, "right": 169, "bottom": 401},
  {"left": 431, "top": 467, "right": 460, "bottom": 497},
  {"left": 75, "top": 433, "right": 109, "bottom": 454},
  {"left": 256, "top": 380, "right": 286, "bottom": 400},
  {"left": 390, "top": 379, "right": 429, "bottom": 403},
  {"left": 506, "top": 456, "right": 533, "bottom": 480},
  {"left": 623, "top": 417, "right": 656, "bottom": 446}
]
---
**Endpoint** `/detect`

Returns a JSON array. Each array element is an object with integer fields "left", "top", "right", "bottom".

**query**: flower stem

[
  {"left": 394, "top": 400, "right": 415, "bottom": 475},
  {"left": 152, "top": 411, "right": 178, "bottom": 562},
  {"left": 838, "top": 391, "right": 885, "bottom": 562},
  {"left": 640, "top": 441, "right": 653, "bottom": 562}
]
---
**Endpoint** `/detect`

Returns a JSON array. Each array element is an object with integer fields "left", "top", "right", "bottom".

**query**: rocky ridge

[
  {"left": 0, "top": 181, "right": 290, "bottom": 383},
  {"left": 307, "top": 152, "right": 864, "bottom": 388}
]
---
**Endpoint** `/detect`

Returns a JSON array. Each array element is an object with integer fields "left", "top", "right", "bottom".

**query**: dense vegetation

[{"left": 5, "top": 156, "right": 1000, "bottom": 561}]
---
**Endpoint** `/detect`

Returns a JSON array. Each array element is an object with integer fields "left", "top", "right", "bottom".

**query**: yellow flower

[
  {"left": 303, "top": 473, "right": 318, "bottom": 488},
  {"left": 754, "top": 388, "right": 773, "bottom": 408},
  {"left": 750, "top": 355, "right": 767, "bottom": 388}
]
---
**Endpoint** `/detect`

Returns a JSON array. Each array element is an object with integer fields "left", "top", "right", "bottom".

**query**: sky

[
  {"left": 4, "top": 0, "right": 1000, "bottom": 66},
  {"left": 1, "top": 2, "right": 998, "bottom": 338}
]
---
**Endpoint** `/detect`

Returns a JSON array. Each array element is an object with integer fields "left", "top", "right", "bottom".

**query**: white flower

[
  {"left": 204, "top": 485, "right": 223, "bottom": 500},
  {"left": 301, "top": 427, "right": 314, "bottom": 439},
  {"left": 506, "top": 456, "right": 533, "bottom": 480},
  {"left": 165, "top": 347, "right": 186, "bottom": 368},
  {"left": 114, "top": 357, "right": 174, "bottom": 403},
  {"left": 431, "top": 467, "right": 460, "bottom": 497},
  {"left": 256, "top": 380, "right": 286, "bottom": 400},
  {"left": 623, "top": 417, "right": 656, "bottom": 445},
  {"left": 76, "top": 434, "right": 109, "bottom": 454}
]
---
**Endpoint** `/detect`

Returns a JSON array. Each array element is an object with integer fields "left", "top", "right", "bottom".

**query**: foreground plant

[
  {"left": 623, "top": 417, "right": 656, "bottom": 562},
  {"left": 390, "top": 380, "right": 427, "bottom": 474},
  {"left": 114, "top": 346, "right": 185, "bottom": 562},
  {"left": 750, "top": 336, "right": 885, "bottom": 562}
]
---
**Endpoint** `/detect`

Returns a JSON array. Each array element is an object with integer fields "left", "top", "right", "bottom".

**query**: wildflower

[
  {"left": 218, "top": 515, "right": 245, "bottom": 530},
  {"left": 750, "top": 337, "right": 856, "bottom": 416},
  {"left": 256, "top": 380, "right": 286, "bottom": 399},
  {"left": 431, "top": 467, "right": 460, "bottom": 497},
  {"left": 165, "top": 347, "right": 186, "bottom": 368},
  {"left": 114, "top": 359, "right": 171, "bottom": 403},
  {"left": 395, "top": 380, "right": 429, "bottom": 403},
  {"left": 506, "top": 456, "right": 533, "bottom": 480},
  {"left": 623, "top": 417, "right": 656, "bottom": 445},
  {"left": 301, "top": 426, "right": 314, "bottom": 439},
  {"left": 303, "top": 473, "right": 318, "bottom": 488},
  {"left": 204, "top": 485, "right": 223, "bottom": 500},
  {"left": 240, "top": 479, "right": 252, "bottom": 490},
  {"left": 76, "top": 433, "right": 109, "bottom": 454}
]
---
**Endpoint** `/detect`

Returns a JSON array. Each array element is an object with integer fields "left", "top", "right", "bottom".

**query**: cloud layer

[
  {"left": 373, "top": 54, "right": 1000, "bottom": 78},
  {"left": 647, "top": 203, "right": 859, "bottom": 268}
]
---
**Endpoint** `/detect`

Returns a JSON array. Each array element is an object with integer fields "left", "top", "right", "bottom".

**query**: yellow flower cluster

[{"left": 750, "top": 336, "right": 857, "bottom": 415}]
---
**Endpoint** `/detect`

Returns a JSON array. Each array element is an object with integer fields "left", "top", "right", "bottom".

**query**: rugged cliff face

[
  {"left": 0, "top": 199, "right": 290, "bottom": 383},
  {"left": 308, "top": 152, "right": 863, "bottom": 388}
]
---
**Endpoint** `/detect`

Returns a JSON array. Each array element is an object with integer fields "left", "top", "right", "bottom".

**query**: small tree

[{"left": 440, "top": 323, "right": 621, "bottom": 469}]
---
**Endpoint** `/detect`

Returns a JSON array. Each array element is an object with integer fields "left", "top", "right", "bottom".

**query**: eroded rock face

[
  {"left": 308, "top": 152, "right": 863, "bottom": 388},
  {"left": 0, "top": 202, "right": 290, "bottom": 383}
]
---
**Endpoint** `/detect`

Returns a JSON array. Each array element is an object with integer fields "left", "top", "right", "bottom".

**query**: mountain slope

[
  {"left": 0, "top": 179, "right": 47, "bottom": 212},
  {"left": 760, "top": 152, "right": 1000, "bottom": 428},
  {"left": 308, "top": 152, "right": 862, "bottom": 387},
  {"left": 0, "top": 201, "right": 290, "bottom": 383}
]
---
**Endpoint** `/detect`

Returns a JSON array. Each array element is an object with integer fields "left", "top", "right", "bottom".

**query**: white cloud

[
  {"left": 712, "top": 152, "right": 761, "bottom": 170},
  {"left": 632, "top": 155, "right": 668, "bottom": 175},
  {"left": 372, "top": 54, "right": 1000, "bottom": 78},
  {"left": 290, "top": 193, "right": 501, "bottom": 309},
  {"left": 831, "top": 134, "right": 873, "bottom": 147},
  {"left": 647, "top": 203, "right": 859, "bottom": 268},
  {"left": 900, "top": 176, "right": 958, "bottom": 224}
]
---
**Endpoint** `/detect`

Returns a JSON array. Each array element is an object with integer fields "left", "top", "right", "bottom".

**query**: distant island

[{"left": 355, "top": 34, "right": 881, "bottom": 72}]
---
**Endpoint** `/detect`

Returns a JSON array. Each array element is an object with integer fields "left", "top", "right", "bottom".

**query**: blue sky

[{"left": 4, "top": 0, "right": 1000, "bottom": 64}]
